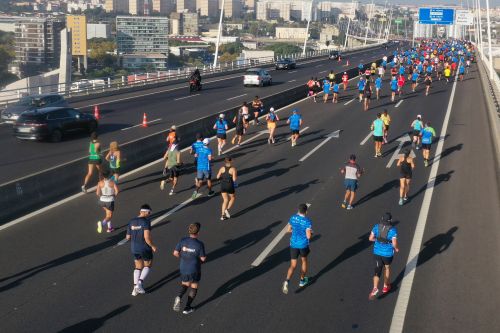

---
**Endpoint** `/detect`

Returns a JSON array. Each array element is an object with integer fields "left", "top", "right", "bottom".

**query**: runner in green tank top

[
  {"left": 82, "top": 132, "right": 101, "bottom": 193},
  {"left": 105, "top": 141, "right": 121, "bottom": 183},
  {"left": 160, "top": 139, "right": 181, "bottom": 195}
]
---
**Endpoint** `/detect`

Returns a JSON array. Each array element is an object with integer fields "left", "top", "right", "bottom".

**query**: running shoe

[
  {"left": 382, "top": 284, "right": 391, "bottom": 294},
  {"left": 207, "top": 190, "right": 215, "bottom": 197},
  {"left": 368, "top": 287, "right": 379, "bottom": 300},
  {"left": 347, "top": 205, "right": 353, "bottom": 210},
  {"left": 399, "top": 198, "right": 404, "bottom": 206},
  {"left": 169, "top": 189, "right": 174, "bottom": 196},
  {"left": 191, "top": 191, "right": 198, "bottom": 200},
  {"left": 282, "top": 281, "right": 289, "bottom": 294},
  {"left": 220, "top": 216, "right": 226, "bottom": 221},
  {"left": 341, "top": 201, "right": 347, "bottom": 209},
  {"left": 160, "top": 180, "right": 165, "bottom": 191},
  {"left": 403, "top": 197, "right": 408, "bottom": 202},
  {"left": 106, "top": 227, "right": 114, "bottom": 233},
  {"left": 224, "top": 209, "right": 231, "bottom": 218},
  {"left": 131, "top": 286, "right": 139, "bottom": 296},
  {"left": 81, "top": 185, "right": 87, "bottom": 193},
  {"left": 97, "top": 221, "right": 102, "bottom": 234},
  {"left": 136, "top": 284, "right": 146, "bottom": 294},
  {"left": 173, "top": 296, "right": 181, "bottom": 312},
  {"left": 182, "top": 307, "right": 194, "bottom": 315},
  {"left": 299, "top": 277, "right": 310, "bottom": 287}
]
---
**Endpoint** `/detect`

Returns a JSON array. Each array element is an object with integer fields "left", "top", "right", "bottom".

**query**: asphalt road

[
  {"left": 1, "top": 63, "right": 499, "bottom": 333},
  {"left": 0, "top": 45, "right": 399, "bottom": 184}
]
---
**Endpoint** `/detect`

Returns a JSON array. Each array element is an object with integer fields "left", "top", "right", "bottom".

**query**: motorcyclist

[{"left": 190, "top": 69, "right": 201, "bottom": 88}]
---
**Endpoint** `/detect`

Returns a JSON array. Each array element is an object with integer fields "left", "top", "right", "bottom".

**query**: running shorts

[
  {"left": 197, "top": 170, "right": 211, "bottom": 181},
  {"left": 180, "top": 272, "right": 201, "bottom": 283},
  {"left": 290, "top": 247, "right": 310, "bottom": 259},
  {"left": 133, "top": 250, "right": 153, "bottom": 261},
  {"left": 373, "top": 135, "right": 383, "bottom": 142},
  {"left": 422, "top": 143, "right": 432, "bottom": 150},
  {"left": 217, "top": 133, "right": 227, "bottom": 140},
  {"left": 374, "top": 254, "right": 393, "bottom": 266},
  {"left": 412, "top": 130, "right": 421, "bottom": 137},
  {"left": 291, "top": 129, "right": 300, "bottom": 135},
  {"left": 89, "top": 158, "right": 101, "bottom": 165},
  {"left": 236, "top": 126, "right": 244, "bottom": 136},
  {"left": 98, "top": 200, "right": 114, "bottom": 211},
  {"left": 344, "top": 179, "right": 358, "bottom": 192},
  {"left": 167, "top": 166, "right": 179, "bottom": 178}
]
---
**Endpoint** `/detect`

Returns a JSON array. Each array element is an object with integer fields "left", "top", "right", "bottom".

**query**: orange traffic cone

[
  {"left": 94, "top": 105, "right": 100, "bottom": 120},
  {"left": 142, "top": 113, "right": 148, "bottom": 127},
  {"left": 346, "top": 60, "right": 350, "bottom": 67}
]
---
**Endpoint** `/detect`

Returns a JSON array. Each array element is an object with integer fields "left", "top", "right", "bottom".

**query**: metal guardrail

[{"left": 0, "top": 43, "right": 385, "bottom": 109}]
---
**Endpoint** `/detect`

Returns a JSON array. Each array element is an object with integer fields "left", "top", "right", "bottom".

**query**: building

[
  {"left": 116, "top": 16, "right": 169, "bottom": 56},
  {"left": 87, "top": 23, "right": 111, "bottom": 39},
  {"left": 105, "top": 0, "right": 129, "bottom": 13},
  {"left": 413, "top": 21, "right": 433, "bottom": 38},
  {"left": 129, "top": 0, "right": 145, "bottom": 15},
  {"left": 275, "top": 27, "right": 307, "bottom": 40},
  {"left": 197, "top": 0, "right": 218, "bottom": 18},
  {"left": 244, "top": 0, "right": 255, "bottom": 11},
  {"left": 152, "top": 0, "right": 175, "bottom": 15},
  {"left": 257, "top": 0, "right": 312, "bottom": 22},
  {"left": 319, "top": 24, "right": 340, "bottom": 43},
  {"left": 170, "top": 12, "right": 182, "bottom": 35},
  {"left": 177, "top": 0, "right": 196, "bottom": 13},
  {"left": 223, "top": 0, "right": 243, "bottom": 19},
  {"left": 122, "top": 53, "right": 168, "bottom": 69},
  {"left": 66, "top": 15, "right": 87, "bottom": 57},
  {"left": 183, "top": 12, "right": 199, "bottom": 36},
  {"left": 14, "top": 17, "right": 65, "bottom": 77},
  {"left": 0, "top": 15, "right": 18, "bottom": 32}
]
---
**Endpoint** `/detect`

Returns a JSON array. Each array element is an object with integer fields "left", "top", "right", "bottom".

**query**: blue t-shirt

[
  {"left": 382, "top": 60, "right": 387, "bottom": 67},
  {"left": 372, "top": 224, "right": 397, "bottom": 257},
  {"left": 358, "top": 64, "right": 364, "bottom": 70},
  {"left": 127, "top": 217, "right": 151, "bottom": 254},
  {"left": 196, "top": 145, "right": 212, "bottom": 171},
  {"left": 399, "top": 66, "right": 405, "bottom": 75},
  {"left": 175, "top": 237, "right": 206, "bottom": 274},
  {"left": 358, "top": 80, "right": 366, "bottom": 91},
  {"left": 390, "top": 79, "right": 398, "bottom": 90},
  {"left": 373, "top": 118, "right": 384, "bottom": 136},
  {"left": 215, "top": 119, "right": 228, "bottom": 134},
  {"left": 375, "top": 77, "right": 382, "bottom": 89},
  {"left": 289, "top": 214, "right": 312, "bottom": 249},
  {"left": 333, "top": 83, "right": 339, "bottom": 93},
  {"left": 459, "top": 66, "right": 465, "bottom": 74},
  {"left": 426, "top": 65, "right": 433, "bottom": 73},
  {"left": 191, "top": 140, "right": 203, "bottom": 155},
  {"left": 421, "top": 127, "right": 435, "bottom": 144},
  {"left": 411, "top": 72, "right": 419, "bottom": 81},
  {"left": 288, "top": 113, "right": 301, "bottom": 130},
  {"left": 323, "top": 80, "right": 331, "bottom": 93}
]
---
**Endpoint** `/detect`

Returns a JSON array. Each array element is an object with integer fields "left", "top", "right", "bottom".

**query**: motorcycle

[{"left": 189, "top": 79, "right": 202, "bottom": 93}]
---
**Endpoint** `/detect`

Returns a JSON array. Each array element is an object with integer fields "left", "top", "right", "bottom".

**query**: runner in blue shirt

[
  {"left": 190, "top": 133, "right": 204, "bottom": 171},
  {"left": 172, "top": 223, "right": 206, "bottom": 314},
  {"left": 282, "top": 204, "right": 313, "bottom": 294},
  {"left": 399, "top": 65, "right": 405, "bottom": 76},
  {"left": 213, "top": 114, "right": 228, "bottom": 156},
  {"left": 322, "top": 78, "right": 331, "bottom": 103},
  {"left": 411, "top": 71, "right": 419, "bottom": 92},
  {"left": 458, "top": 64, "right": 465, "bottom": 81},
  {"left": 420, "top": 122, "right": 436, "bottom": 167},
  {"left": 375, "top": 76, "right": 382, "bottom": 100},
  {"left": 357, "top": 78, "right": 366, "bottom": 102},
  {"left": 371, "top": 113, "right": 385, "bottom": 157},
  {"left": 192, "top": 138, "right": 214, "bottom": 198},
  {"left": 390, "top": 76, "right": 398, "bottom": 102},
  {"left": 332, "top": 82, "right": 340, "bottom": 103},
  {"left": 368, "top": 213, "right": 399, "bottom": 300},
  {"left": 287, "top": 109, "right": 303, "bottom": 147},
  {"left": 126, "top": 204, "right": 157, "bottom": 296},
  {"left": 411, "top": 115, "right": 424, "bottom": 149},
  {"left": 358, "top": 63, "right": 364, "bottom": 76}
]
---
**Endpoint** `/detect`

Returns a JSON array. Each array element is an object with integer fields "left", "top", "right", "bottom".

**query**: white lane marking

[
  {"left": 299, "top": 133, "right": 336, "bottom": 162},
  {"left": 386, "top": 134, "right": 414, "bottom": 168},
  {"left": 344, "top": 98, "right": 356, "bottom": 105},
  {"left": 315, "top": 64, "right": 323, "bottom": 67},
  {"left": 174, "top": 94, "right": 200, "bottom": 101},
  {"left": 319, "top": 70, "right": 327, "bottom": 74},
  {"left": 395, "top": 99, "right": 404, "bottom": 108},
  {"left": 288, "top": 71, "right": 297, "bottom": 74},
  {"left": 120, "top": 118, "right": 162, "bottom": 131},
  {"left": 360, "top": 131, "right": 373, "bottom": 145},
  {"left": 251, "top": 202, "right": 312, "bottom": 267},
  {"left": 227, "top": 93, "right": 247, "bottom": 101},
  {"left": 288, "top": 79, "right": 297, "bottom": 82},
  {"left": 222, "top": 130, "right": 268, "bottom": 154},
  {"left": 287, "top": 126, "right": 309, "bottom": 141},
  {"left": 389, "top": 68, "right": 460, "bottom": 333}
]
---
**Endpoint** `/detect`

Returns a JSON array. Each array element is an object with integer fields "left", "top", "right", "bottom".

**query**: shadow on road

[{"left": 57, "top": 304, "right": 131, "bottom": 333}]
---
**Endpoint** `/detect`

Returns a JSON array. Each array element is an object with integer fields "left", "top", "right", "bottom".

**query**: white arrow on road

[
  {"left": 299, "top": 130, "right": 342, "bottom": 162},
  {"left": 386, "top": 134, "right": 416, "bottom": 168}
]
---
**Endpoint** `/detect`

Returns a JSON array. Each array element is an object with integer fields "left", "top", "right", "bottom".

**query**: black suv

[
  {"left": 329, "top": 50, "right": 341, "bottom": 60},
  {"left": 275, "top": 58, "right": 296, "bottom": 70},
  {"left": 13, "top": 107, "right": 98, "bottom": 142}
]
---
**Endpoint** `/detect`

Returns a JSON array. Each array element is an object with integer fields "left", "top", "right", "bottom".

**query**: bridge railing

[{"left": 0, "top": 43, "right": 384, "bottom": 109}]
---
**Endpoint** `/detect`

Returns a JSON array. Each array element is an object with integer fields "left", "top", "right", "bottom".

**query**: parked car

[
  {"left": 13, "top": 107, "right": 98, "bottom": 142},
  {"left": 243, "top": 68, "right": 272, "bottom": 87},
  {"left": 275, "top": 58, "right": 296, "bottom": 70},
  {"left": 1, "top": 94, "right": 68, "bottom": 124},
  {"left": 329, "top": 50, "right": 342, "bottom": 60}
]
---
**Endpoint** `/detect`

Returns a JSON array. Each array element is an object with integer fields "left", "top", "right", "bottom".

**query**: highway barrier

[{"left": 0, "top": 55, "right": 390, "bottom": 224}]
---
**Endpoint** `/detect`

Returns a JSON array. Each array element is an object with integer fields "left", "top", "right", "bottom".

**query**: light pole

[
  {"left": 364, "top": 0, "right": 374, "bottom": 45},
  {"left": 213, "top": 0, "right": 225, "bottom": 68},
  {"left": 303, "top": 0, "right": 313, "bottom": 56},
  {"left": 485, "top": 0, "right": 494, "bottom": 79},
  {"left": 477, "top": 0, "right": 484, "bottom": 56},
  {"left": 344, "top": 0, "right": 355, "bottom": 49}
]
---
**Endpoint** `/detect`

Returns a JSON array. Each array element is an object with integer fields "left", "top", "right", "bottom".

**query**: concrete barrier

[{"left": 0, "top": 54, "right": 391, "bottom": 224}]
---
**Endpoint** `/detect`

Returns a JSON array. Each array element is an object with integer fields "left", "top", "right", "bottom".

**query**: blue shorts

[
  {"left": 344, "top": 179, "right": 358, "bottom": 192},
  {"left": 197, "top": 170, "right": 211, "bottom": 180}
]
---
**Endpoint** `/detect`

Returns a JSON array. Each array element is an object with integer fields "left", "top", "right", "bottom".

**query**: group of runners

[{"left": 78, "top": 38, "right": 474, "bottom": 311}]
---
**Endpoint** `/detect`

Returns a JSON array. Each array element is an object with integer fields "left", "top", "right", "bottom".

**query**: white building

[
  {"left": 275, "top": 27, "right": 307, "bottom": 40},
  {"left": 87, "top": 23, "right": 111, "bottom": 39},
  {"left": 257, "top": 0, "right": 312, "bottom": 22},
  {"left": 413, "top": 21, "right": 433, "bottom": 38}
]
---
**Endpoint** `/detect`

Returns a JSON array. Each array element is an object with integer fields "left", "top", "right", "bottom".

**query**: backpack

[{"left": 376, "top": 223, "right": 392, "bottom": 244}]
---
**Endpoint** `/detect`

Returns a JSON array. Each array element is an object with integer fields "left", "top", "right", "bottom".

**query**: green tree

[{"left": 263, "top": 43, "right": 302, "bottom": 56}]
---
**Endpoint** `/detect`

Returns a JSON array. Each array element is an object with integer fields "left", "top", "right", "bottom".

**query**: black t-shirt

[
  {"left": 175, "top": 237, "right": 206, "bottom": 274},
  {"left": 127, "top": 217, "right": 151, "bottom": 254}
]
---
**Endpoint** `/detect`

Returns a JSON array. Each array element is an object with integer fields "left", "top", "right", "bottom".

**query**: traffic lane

[
  {"left": 403, "top": 69, "right": 500, "bottom": 332},
  {"left": 0, "top": 71, "right": 453, "bottom": 330},
  {"left": 0, "top": 47, "right": 395, "bottom": 183}
]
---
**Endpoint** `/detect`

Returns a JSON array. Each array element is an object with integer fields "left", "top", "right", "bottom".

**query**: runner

[
  {"left": 410, "top": 115, "right": 424, "bottom": 149},
  {"left": 172, "top": 223, "right": 206, "bottom": 314},
  {"left": 192, "top": 138, "right": 215, "bottom": 199},
  {"left": 313, "top": 77, "right": 322, "bottom": 103},
  {"left": 340, "top": 154, "right": 363, "bottom": 210},
  {"left": 444, "top": 65, "right": 451, "bottom": 83},
  {"left": 160, "top": 138, "right": 181, "bottom": 195},
  {"left": 420, "top": 122, "right": 436, "bottom": 167},
  {"left": 375, "top": 75, "right": 382, "bottom": 100},
  {"left": 371, "top": 113, "right": 385, "bottom": 157},
  {"left": 105, "top": 141, "right": 121, "bottom": 183},
  {"left": 213, "top": 113, "right": 228, "bottom": 155},
  {"left": 390, "top": 76, "right": 398, "bottom": 102},
  {"left": 232, "top": 107, "right": 245, "bottom": 146},
  {"left": 380, "top": 109, "right": 391, "bottom": 144},
  {"left": 282, "top": 203, "right": 313, "bottom": 294},
  {"left": 378, "top": 64, "right": 385, "bottom": 78},
  {"left": 458, "top": 63, "right": 465, "bottom": 81},
  {"left": 240, "top": 101, "right": 250, "bottom": 132},
  {"left": 396, "top": 149, "right": 415, "bottom": 205},
  {"left": 266, "top": 107, "right": 279, "bottom": 144},
  {"left": 251, "top": 95, "right": 263, "bottom": 125},
  {"left": 328, "top": 70, "right": 335, "bottom": 85},
  {"left": 96, "top": 169, "right": 118, "bottom": 233},
  {"left": 363, "top": 83, "right": 372, "bottom": 111},
  {"left": 411, "top": 70, "right": 419, "bottom": 92},
  {"left": 322, "top": 77, "right": 331, "bottom": 103},
  {"left": 216, "top": 156, "right": 237, "bottom": 220},
  {"left": 167, "top": 125, "right": 178, "bottom": 148},
  {"left": 332, "top": 81, "right": 340, "bottom": 103},
  {"left": 126, "top": 204, "right": 157, "bottom": 296},
  {"left": 82, "top": 132, "right": 101, "bottom": 193},
  {"left": 397, "top": 74, "right": 405, "bottom": 96},
  {"left": 190, "top": 133, "right": 204, "bottom": 172},
  {"left": 424, "top": 74, "right": 432, "bottom": 96},
  {"left": 307, "top": 77, "right": 315, "bottom": 99},
  {"left": 342, "top": 72, "right": 349, "bottom": 91},
  {"left": 358, "top": 63, "right": 364, "bottom": 76},
  {"left": 357, "top": 77, "right": 366, "bottom": 102},
  {"left": 368, "top": 212, "right": 399, "bottom": 300},
  {"left": 287, "top": 109, "right": 302, "bottom": 147}
]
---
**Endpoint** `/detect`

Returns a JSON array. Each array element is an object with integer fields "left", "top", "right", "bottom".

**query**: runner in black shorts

[
  {"left": 216, "top": 157, "right": 237, "bottom": 220},
  {"left": 396, "top": 150, "right": 415, "bottom": 206}
]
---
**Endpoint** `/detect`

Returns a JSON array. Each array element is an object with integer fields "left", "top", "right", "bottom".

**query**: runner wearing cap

[
  {"left": 287, "top": 109, "right": 303, "bottom": 147},
  {"left": 167, "top": 125, "right": 177, "bottom": 148},
  {"left": 342, "top": 72, "right": 348, "bottom": 91},
  {"left": 266, "top": 107, "right": 280, "bottom": 144},
  {"left": 368, "top": 213, "right": 399, "bottom": 300},
  {"left": 332, "top": 81, "right": 340, "bottom": 104},
  {"left": 340, "top": 154, "right": 363, "bottom": 210},
  {"left": 161, "top": 138, "right": 181, "bottom": 195},
  {"left": 252, "top": 96, "right": 263, "bottom": 125},
  {"left": 192, "top": 138, "right": 214, "bottom": 199},
  {"left": 411, "top": 115, "right": 424, "bottom": 149},
  {"left": 213, "top": 114, "right": 228, "bottom": 156}
]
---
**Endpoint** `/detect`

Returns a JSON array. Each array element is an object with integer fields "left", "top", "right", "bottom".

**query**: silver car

[
  {"left": 1, "top": 94, "right": 68, "bottom": 124},
  {"left": 243, "top": 68, "right": 272, "bottom": 87}
]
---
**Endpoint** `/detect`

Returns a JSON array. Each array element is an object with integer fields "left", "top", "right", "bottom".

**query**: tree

[{"left": 264, "top": 43, "right": 302, "bottom": 56}]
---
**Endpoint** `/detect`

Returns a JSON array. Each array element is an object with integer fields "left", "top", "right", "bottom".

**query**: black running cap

[
  {"left": 382, "top": 212, "right": 392, "bottom": 222},
  {"left": 350, "top": 154, "right": 356, "bottom": 160}
]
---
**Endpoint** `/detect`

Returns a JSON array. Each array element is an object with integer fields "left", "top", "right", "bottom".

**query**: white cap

[
  {"left": 171, "top": 125, "right": 176, "bottom": 130},
  {"left": 203, "top": 138, "right": 210, "bottom": 145},
  {"left": 269, "top": 107, "right": 275, "bottom": 112},
  {"left": 417, "top": 114, "right": 422, "bottom": 119},
  {"left": 219, "top": 113, "right": 225, "bottom": 118}
]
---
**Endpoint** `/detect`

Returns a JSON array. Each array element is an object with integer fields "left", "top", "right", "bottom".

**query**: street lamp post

[
  {"left": 213, "top": 0, "right": 225, "bottom": 68},
  {"left": 485, "top": 0, "right": 494, "bottom": 79},
  {"left": 344, "top": 0, "right": 355, "bottom": 49}
]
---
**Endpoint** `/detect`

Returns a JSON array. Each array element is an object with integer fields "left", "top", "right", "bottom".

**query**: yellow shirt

[
  {"left": 381, "top": 114, "right": 391, "bottom": 126},
  {"left": 444, "top": 68, "right": 451, "bottom": 76}
]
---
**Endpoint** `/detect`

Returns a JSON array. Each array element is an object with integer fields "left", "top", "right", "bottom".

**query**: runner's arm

[
  {"left": 369, "top": 232, "right": 376, "bottom": 242},
  {"left": 144, "top": 230, "right": 157, "bottom": 252},
  {"left": 232, "top": 167, "right": 237, "bottom": 182},
  {"left": 392, "top": 238, "right": 399, "bottom": 252}
]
